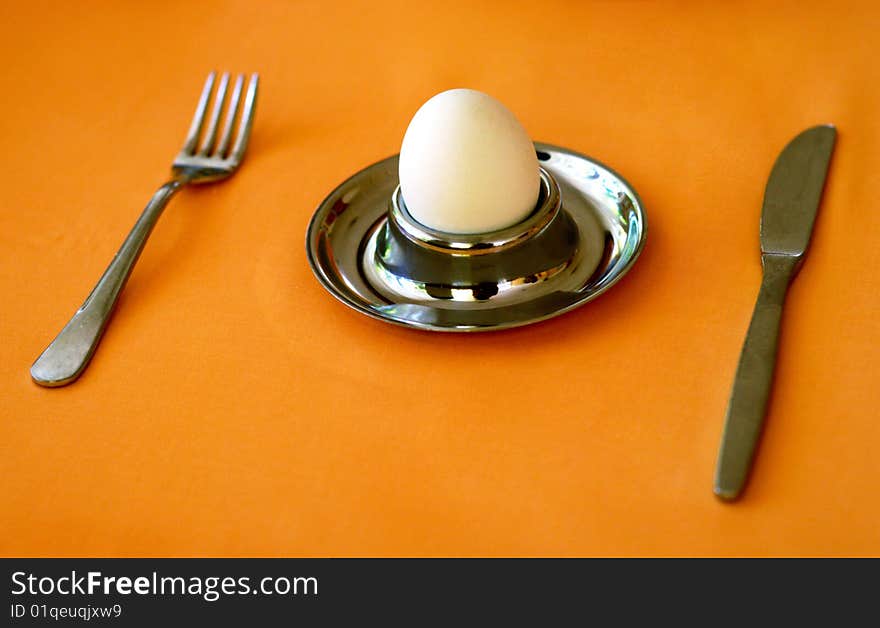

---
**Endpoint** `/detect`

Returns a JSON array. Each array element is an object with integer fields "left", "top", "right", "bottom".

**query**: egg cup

[{"left": 306, "top": 143, "right": 647, "bottom": 331}]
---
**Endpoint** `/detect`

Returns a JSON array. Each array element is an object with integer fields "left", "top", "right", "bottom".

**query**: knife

[{"left": 714, "top": 125, "right": 836, "bottom": 501}]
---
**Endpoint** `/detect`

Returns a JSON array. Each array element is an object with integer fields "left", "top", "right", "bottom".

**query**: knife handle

[{"left": 714, "top": 253, "right": 799, "bottom": 501}]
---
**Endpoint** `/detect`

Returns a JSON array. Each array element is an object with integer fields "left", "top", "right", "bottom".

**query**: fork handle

[
  {"left": 714, "top": 253, "right": 799, "bottom": 500},
  {"left": 31, "top": 178, "right": 187, "bottom": 387}
]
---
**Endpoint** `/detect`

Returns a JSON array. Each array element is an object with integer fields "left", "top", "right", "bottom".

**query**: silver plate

[{"left": 306, "top": 143, "right": 647, "bottom": 332}]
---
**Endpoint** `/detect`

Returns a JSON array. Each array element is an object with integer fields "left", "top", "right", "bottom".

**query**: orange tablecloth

[{"left": 1, "top": 0, "right": 878, "bottom": 557}]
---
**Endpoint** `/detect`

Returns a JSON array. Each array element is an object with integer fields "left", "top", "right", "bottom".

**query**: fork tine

[
  {"left": 197, "top": 72, "right": 229, "bottom": 155},
  {"left": 214, "top": 74, "right": 244, "bottom": 158},
  {"left": 182, "top": 72, "right": 216, "bottom": 155},
  {"left": 229, "top": 73, "right": 259, "bottom": 163}
]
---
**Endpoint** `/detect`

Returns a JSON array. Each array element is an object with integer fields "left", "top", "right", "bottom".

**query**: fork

[{"left": 30, "top": 71, "right": 259, "bottom": 387}]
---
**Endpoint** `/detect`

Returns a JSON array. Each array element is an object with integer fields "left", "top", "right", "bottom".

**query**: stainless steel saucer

[{"left": 306, "top": 142, "right": 647, "bottom": 332}]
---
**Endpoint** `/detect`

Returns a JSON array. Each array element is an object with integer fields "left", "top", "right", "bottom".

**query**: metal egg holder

[{"left": 306, "top": 143, "right": 647, "bottom": 331}]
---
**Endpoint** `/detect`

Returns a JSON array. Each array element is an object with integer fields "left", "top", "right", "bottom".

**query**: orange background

[{"left": 1, "top": 0, "right": 878, "bottom": 557}]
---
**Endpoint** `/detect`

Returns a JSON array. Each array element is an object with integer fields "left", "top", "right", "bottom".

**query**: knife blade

[
  {"left": 761, "top": 126, "right": 837, "bottom": 255},
  {"left": 714, "top": 125, "right": 836, "bottom": 501}
]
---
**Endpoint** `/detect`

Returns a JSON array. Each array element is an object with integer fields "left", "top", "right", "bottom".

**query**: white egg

[{"left": 399, "top": 89, "right": 540, "bottom": 235}]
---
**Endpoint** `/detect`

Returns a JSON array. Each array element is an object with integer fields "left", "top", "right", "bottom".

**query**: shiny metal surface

[
  {"left": 30, "top": 72, "right": 260, "bottom": 387},
  {"left": 389, "top": 168, "right": 562, "bottom": 255},
  {"left": 306, "top": 143, "right": 647, "bottom": 331},
  {"left": 714, "top": 125, "right": 836, "bottom": 501}
]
